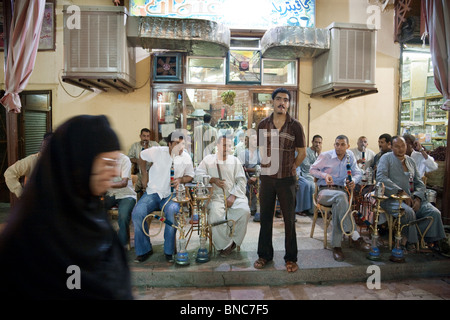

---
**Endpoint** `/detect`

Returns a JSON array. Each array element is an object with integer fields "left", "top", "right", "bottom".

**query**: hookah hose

[
  {"left": 340, "top": 154, "right": 357, "bottom": 236},
  {"left": 215, "top": 161, "right": 236, "bottom": 237},
  {"left": 216, "top": 162, "right": 228, "bottom": 220},
  {"left": 142, "top": 192, "right": 177, "bottom": 238},
  {"left": 209, "top": 219, "right": 236, "bottom": 237}
]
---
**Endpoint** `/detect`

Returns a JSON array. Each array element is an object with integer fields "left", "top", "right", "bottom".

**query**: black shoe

[
  {"left": 165, "top": 254, "right": 174, "bottom": 262},
  {"left": 134, "top": 250, "right": 153, "bottom": 263},
  {"left": 275, "top": 211, "right": 282, "bottom": 218}
]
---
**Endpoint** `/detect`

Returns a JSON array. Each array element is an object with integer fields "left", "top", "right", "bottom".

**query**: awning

[
  {"left": 127, "top": 16, "right": 230, "bottom": 57},
  {"left": 261, "top": 26, "right": 330, "bottom": 59}
]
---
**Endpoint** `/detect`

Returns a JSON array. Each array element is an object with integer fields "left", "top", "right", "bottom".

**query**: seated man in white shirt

[
  {"left": 4, "top": 133, "right": 52, "bottom": 198},
  {"left": 103, "top": 153, "right": 137, "bottom": 248},
  {"left": 131, "top": 131, "right": 194, "bottom": 263},
  {"left": 350, "top": 136, "right": 376, "bottom": 171},
  {"left": 403, "top": 134, "right": 438, "bottom": 178},
  {"left": 196, "top": 135, "right": 250, "bottom": 256}
]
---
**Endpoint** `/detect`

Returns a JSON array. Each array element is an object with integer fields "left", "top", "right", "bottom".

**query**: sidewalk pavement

[{"left": 126, "top": 213, "right": 450, "bottom": 292}]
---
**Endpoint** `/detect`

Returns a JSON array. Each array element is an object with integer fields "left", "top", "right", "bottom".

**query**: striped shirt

[{"left": 257, "top": 112, "right": 306, "bottom": 179}]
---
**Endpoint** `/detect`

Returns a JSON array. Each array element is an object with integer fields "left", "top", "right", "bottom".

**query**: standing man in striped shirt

[{"left": 254, "top": 88, "right": 306, "bottom": 273}]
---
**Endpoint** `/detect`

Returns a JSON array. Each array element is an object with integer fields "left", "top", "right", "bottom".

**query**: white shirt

[
  {"left": 195, "top": 154, "right": 247, "bottom": 203},
  {"left": 106, "top": 153, "right": 136, "bottom": 200},
  {"left": 350, "top": 147, "right": 376, "bottom": 170},
  {"left": 140, "top": 146, "right": 194, "bottom": 199},
  {"left": 411, "top": 150, "right": 438, "bottom": 177}
]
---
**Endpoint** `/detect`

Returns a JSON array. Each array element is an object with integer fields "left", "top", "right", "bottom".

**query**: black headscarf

[{"left": 0, "top": 115, "right": 133, "bottom": 299}]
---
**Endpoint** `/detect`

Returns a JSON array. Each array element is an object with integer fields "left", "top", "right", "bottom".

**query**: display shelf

[{"left": 400, "top": 49, "right": 447, "bottom": 146}]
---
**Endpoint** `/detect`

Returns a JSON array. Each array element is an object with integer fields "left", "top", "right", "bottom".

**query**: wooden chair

[
  {"left": 185, "top": 216, "right": 214, "bottom": 253},
  {"left": 309, "top": 183, "right": 333, "bottom": 249}
]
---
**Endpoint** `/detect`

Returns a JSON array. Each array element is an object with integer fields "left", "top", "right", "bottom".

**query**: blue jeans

[
  {"left": 131, "top": 192, "right": 180, "bottom": 256},
  {"left": 104, "top": 195, "right": 136, "bottom": 247}
]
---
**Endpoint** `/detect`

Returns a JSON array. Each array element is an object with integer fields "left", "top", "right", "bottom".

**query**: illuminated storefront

[{"left": 129, "top": 0, "right": 316, "bottom": 141}]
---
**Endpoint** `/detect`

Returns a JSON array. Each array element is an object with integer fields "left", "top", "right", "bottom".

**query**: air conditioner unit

[
  {"left": 62, "top": 6, "right": 136, "bottom": 93},
  {"left": 311, "top": 23, "right": 378, "bottom": 99}
]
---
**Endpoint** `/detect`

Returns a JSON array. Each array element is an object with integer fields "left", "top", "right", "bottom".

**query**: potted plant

[{"left": 221, "top": 90, "right": 236, "bottom": 106}]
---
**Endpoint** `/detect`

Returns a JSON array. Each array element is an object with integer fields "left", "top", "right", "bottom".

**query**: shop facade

[{"left": 1, "top": 0, "right": 407, "bottom": 204}]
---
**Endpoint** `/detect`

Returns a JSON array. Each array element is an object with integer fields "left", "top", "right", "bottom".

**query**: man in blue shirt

[
  {"left": 310, "top": 135, "right": 370, "bottom": 261},
  {"left": 295, "top": 134, "right": 322, "bottom": 216}
]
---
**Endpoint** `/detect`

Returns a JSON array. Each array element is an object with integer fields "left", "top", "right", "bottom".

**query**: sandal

[
  {"left": 286, "top": 261, "right": 298, "bottom": 273},
  {"left": 253, "top": 258, "right": 268, "bottom": 269}
]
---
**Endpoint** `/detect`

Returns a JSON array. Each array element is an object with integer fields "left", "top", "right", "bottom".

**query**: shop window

[
  {"left": 227, "top": 49, "right": 261, "bottom": 84},
  {"left": 411, "top": 100, "right": 424, "bottom": 122},
  {"left": 400, "top": 101, "right": 410, "bottom": 122},
  {"left": 251, "top": 93, "right": 273, "bottom": 129},
  {"left": 426, "top": 76, "right": 440, "bottom": 95},
  {"left": 230, "top": 38, "right": 260, "bottom": 49},
  {"left": 262, "top": 59, "right": 297, "bottom": 86},
  {"left": 400, "top": 47, "right": 447, "bottom": 148},
  {"left": 402, "top": 80, "right": 410, "bottom": 99},
  {"left": 185, "top": 89, "right": 248, "bottom": 134},
  {"left": 156, "top": 91, "right": 183, "bottom": 140},
  {"left": 19, "top": 92, "right": 52, "bottom": 157},
  {"left": 186, "top": 57, "right": 225, "bottom": 84}
]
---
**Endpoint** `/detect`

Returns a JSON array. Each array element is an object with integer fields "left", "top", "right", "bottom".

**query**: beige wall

[
  {"left": 300, "top": 0, "right": 401, "bottom": 151},
  {"left": 1, "top": 0, "right": 401, "bottom": 155}
]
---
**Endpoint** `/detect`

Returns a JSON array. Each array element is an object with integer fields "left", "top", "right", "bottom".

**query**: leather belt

[{"left": 319, "top": 185, "right": 346, "bottom": 191}]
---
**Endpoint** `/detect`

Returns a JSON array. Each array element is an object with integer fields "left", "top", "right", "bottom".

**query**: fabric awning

[
  {"left": 127, "top": 16, "right": 230, "bottom": 57},
  {"left": 261, "top": 26, "right": 330, "bottom": 59}
]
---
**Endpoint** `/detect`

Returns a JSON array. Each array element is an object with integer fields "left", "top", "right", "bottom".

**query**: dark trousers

[{"left": 257, "top": 175, "right": 297, "bottom": 262}]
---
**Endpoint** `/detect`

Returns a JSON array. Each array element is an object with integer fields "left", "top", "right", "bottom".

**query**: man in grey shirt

[{"left": 376, "top": 136, "right": 445, "bottom": 251}]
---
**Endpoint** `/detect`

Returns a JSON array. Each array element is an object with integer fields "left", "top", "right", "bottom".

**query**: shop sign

[{"left": 129, "top": 0, "right": 316, "bottom": 29}]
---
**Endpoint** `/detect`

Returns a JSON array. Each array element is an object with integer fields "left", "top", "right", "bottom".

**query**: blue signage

[{"left": 129, "top": 0, "right": 316, "bottom": 29}]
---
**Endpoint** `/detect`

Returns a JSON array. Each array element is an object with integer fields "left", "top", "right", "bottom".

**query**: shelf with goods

[
  {"left": 425, "top": 96, "right": 448, "bottom": 143},
  {"left": 400, "top": 95, "right": 447, "bottom": 147},
  {"left": 400, "top": 51, "right": 447, "bottom": 148}
]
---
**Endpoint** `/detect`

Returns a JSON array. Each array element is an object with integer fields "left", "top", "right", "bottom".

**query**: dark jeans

[
  {"left": 104, "top": 195, "right": 136, "bottom": 247},
  {"left": 257, "top": 175, "right": 297, "bottom": 262}
]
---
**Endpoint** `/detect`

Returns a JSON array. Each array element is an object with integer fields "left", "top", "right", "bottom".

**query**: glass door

[{"left": 153, "top": 90, "right": 183, "bottom": 142}]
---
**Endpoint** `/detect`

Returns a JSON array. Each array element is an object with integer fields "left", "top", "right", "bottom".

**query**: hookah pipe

[
  {"left": 215, "top": 161, "right": 236, "bottom": 237},
  {"left": 340, "top": 153, "right": 358, "bottom": 236},
  {"left": 142, "top": 193, "right": 177, "bottom": 238},
  {"left": 216, "top": 162, "right": 228, "bottom": 221}
]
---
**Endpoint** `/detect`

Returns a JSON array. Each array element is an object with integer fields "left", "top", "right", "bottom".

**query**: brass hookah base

[
  {"left": 389, "top": 235, "right": 406, "bottom": 263},
  {"left": 196, "top": 236, "right": 210, "bottom": 263},
  {"left": 367, "top": 195, "right": 387, "bottom": 261},
  {"left": 389, "top": 194, "right": 408, "bottom": 263},
  {"left": 173, "top": 196, "right": 191, "bottom": 266},
  {"left": 367, "top": 234, "right": 381, "bottom": 261},
  {"left": 195, "top": 194, "right": 211, "bottom": 263}
]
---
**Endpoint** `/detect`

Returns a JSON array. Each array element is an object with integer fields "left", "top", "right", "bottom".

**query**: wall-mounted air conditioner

[
  {"left": 311, "top": 23, "right": 378, "bottom": 99},
  {"left": 62, "top": 6, "right": 136, "bottom": 93}
]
